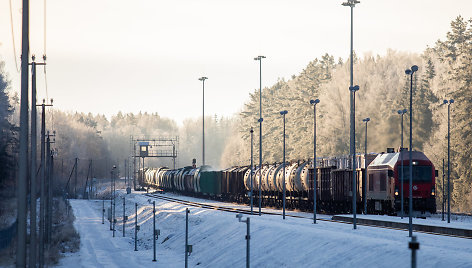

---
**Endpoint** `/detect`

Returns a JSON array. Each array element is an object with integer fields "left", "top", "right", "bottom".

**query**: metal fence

[{"left": 0, "top": 220, "right": 17, "bottom": 250}]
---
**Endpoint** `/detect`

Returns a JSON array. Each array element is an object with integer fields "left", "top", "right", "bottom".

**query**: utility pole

[
  {"left": 45, "top": 133, "right": 51, "bottom": 245},
  {"left": 38, "top": 99, "right": 52, "bottom": 267},
  {"left": 17, "top": 0, "right": 30, "bottom": 265},
  {"left": 29, "top": 55, "right": 38, "bottom": 268},
  {"left": 47, "top": 134, "right": 54, "bottom": 246}
]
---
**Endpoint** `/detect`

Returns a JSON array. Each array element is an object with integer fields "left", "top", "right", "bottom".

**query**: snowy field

[{"left": 57, "top": 189, "right": 472, "bottom": 268}]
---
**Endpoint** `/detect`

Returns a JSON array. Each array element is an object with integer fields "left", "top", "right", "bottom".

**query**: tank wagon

[{"left": 139, "top": 149, "right": 437, "bottom": 214}]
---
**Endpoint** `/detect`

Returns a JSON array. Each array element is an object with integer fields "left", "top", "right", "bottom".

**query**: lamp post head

[
  {"left": 250, "top": 127, "right": 253, "bottom": 134},
  {"left": 443, "top": 100, "right": 448, "bottom": 105},
  {"left": 363, "top": 117, "right": 370, "bottom": 123},
  {"left": 349, "top": 85, "right": 359, "bottom": 92},
  {"left": 258, "top": 118, "right": 263, "bottom": 123},
  {"left": 405, "top": 69, "right": 412, "bottom": 75},
  {"left": 254, "top": 55, "right": 266, "bottom": 61},
  {"left": 198, "top": 77, "right": 208, "bottom": 82},
  {"left": 449, "top": 99, "right": 454, "bottom": 104},
  {"left": 310, "top": 99, "right": 320, "bottom": 105},
  {"left": 411, "top": 65, "right": 419, "bottom": 72},
  {"left": 280, "top": 110, "right": 288, "bottom": 115},
  {"left": 342, "top": 0, "right": 360, "bottom": 7},
  {"left": 403, "top": 109, "right": 407, "bottom": 114}
]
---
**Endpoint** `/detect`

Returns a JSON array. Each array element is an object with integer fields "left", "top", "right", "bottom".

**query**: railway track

[{"left": 144, "top": 191, "right": 472, "bottom": 239}]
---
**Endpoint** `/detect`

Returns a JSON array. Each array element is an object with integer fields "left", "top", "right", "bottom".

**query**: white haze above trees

[{"left": 1, "top": 17, "right": 471, "bottom": 212}]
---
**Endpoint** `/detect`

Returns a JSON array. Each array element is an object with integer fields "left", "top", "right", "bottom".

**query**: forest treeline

[{"left": 0, "top": 17, "right": 471, "bottom": 211}]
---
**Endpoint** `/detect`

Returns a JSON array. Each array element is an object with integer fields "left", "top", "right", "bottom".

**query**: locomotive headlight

[
  {"left": 395, "top": 188, "right": 399, "bottom": 196},
  {"left": 431, "top": 188, "right": 435, "bottom": 196}
]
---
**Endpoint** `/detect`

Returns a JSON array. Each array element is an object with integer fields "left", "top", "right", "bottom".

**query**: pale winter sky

[{"left": 1, "top": 0, "right": 472, "bottom": 125}]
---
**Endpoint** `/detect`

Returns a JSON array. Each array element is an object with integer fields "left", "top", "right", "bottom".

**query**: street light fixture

[
  {"left": 342, "top": 0, "right": 360, "bottom": 230},
  {"left": 397, "top": 109, "right": 407, "bottom": 219},
  {"left": 254, "top": 55, "right": 266, "bottom": 216},
  {"left": 280, "top": 110, "right": 288, "bottom": 219},
  {"left": 443, "top": 99, "right": 454, "bottom": 223},
  {"left": 362, "top": 117, "right": 370, "bottom": 215},
  {"left": 405, "top": 65, "right": 418, "bottom": 237},
  {"left": 349, "top": 85, "right": 359, "bottom": 229},
  {"left": 198, "top": 77, "right": 208, "bottom": 166},
  {"left": 310, "top": 99, "right": 320, "bottom": 224}
]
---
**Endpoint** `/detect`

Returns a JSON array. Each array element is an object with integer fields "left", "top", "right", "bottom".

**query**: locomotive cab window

[{"left": 401, "top": 166, "right": 433, "bottom": 182}]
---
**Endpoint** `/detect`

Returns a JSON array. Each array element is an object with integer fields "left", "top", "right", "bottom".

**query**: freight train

[{"left": 138, "top": 149, "right": 437, "bottom": 214}]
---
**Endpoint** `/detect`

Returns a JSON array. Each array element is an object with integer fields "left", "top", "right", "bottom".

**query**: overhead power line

[{"left": 9, "top": 0, "right": 20, "bottom": 73}]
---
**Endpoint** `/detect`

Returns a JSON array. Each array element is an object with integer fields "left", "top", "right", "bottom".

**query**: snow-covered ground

[{"left": 58, "top": 189, "right": 472, "bottom": 267}]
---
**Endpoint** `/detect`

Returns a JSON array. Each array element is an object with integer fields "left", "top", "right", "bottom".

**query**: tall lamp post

[
  {"left": 443, "top": 99, "right": 454, "bottom": 223},
  {"left": 198, "top": 77, "right": 208, "bottom": 166},
  {"left": 254, "top": 55, "right": 266, "bottom": 216},
  {"left": 342, "top": 0, "right": 360, "bottom": 230},
  {"left": 349, "top": 85, "right": 359, "bottom": 229},
  {"left": 362, "top": 117, "right": 370, "bottom": 215},
  {"left": 405, "top": 65, "right": 418, "bottom": 237},
  {"left": 310, "top": 99, "right": 320, "bottom": 224},
  {"left": 397, "top": 109, "right": 407, "bottom": 219},
  {"left": 250, "top": 128, "right": 254, "bottom": 215},
  {"left": 280, "top": 110, "right": 288, "bottom": 219}
]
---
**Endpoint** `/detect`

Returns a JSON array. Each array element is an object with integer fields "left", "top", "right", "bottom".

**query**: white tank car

[
  {"left": 276, "top": 163, "right": 288, "bottom": 191},
  {"left": 283, "top": 162, "right": 299, "bottom": 191},
  {"left": 244, "top": 167, "right": 259, "bottom": 191},
  {"left": 294, "top": 161, "right": 309, "bottom": 191},
  {"left": 178, "top": 169, "right": 189, "bottom": 191},
  {"left": 299, "top": 161, "right": 312, "bottom": 191},
  {"left": 268, "top": 163, "right": 283, "bottom": 191},
  {"left": 263, "top": 165, "right": 275, "bottom": 191},
  {"left": 157, "top": 168, "right": 168, "bottom": 188},
  {"left": 260, "top": 166, "right": 271, "bottom": 191}
]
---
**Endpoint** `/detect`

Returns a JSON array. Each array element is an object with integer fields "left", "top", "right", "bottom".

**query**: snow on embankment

[{"left": 60, "top": 190, "right": 472, "bottom": 267}]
